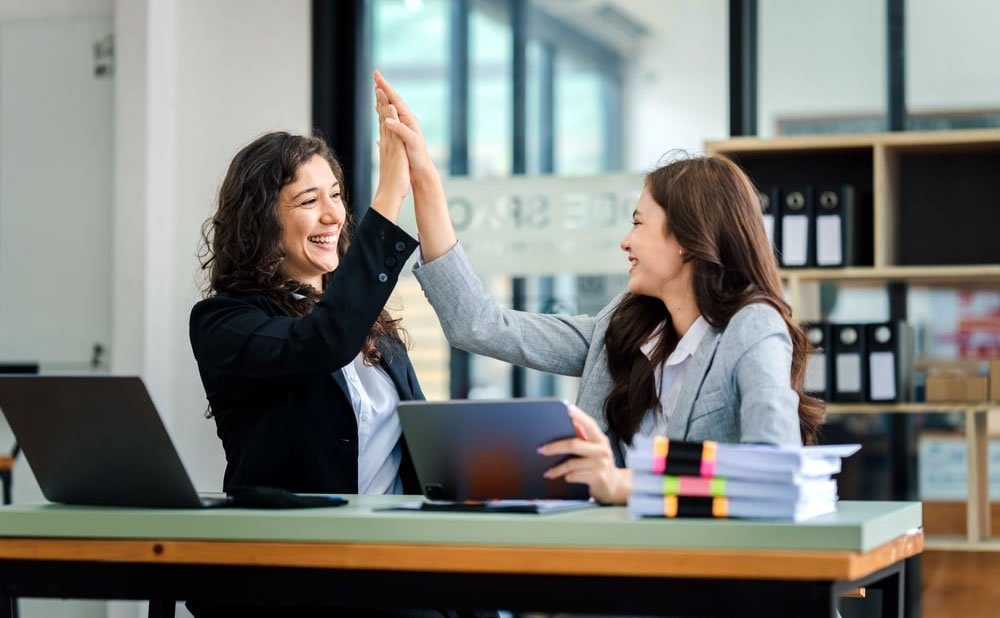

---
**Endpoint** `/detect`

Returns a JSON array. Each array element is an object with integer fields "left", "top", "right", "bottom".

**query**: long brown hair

[
  {"left": 198, "top": 131, "right": 404, "bottom": 365},
  {"left": 603, "top": 155, "right": 823, "bottom": 445}
]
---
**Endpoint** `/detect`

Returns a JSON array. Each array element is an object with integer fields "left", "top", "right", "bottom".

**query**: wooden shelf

[
  {"left": 705, "top": 130, "right": 1000, "bottom": 558},
  {"left": 925, "top": 536, "right": 1000, "bottom": 552},
  {"left": 706, "top": 128, "right": 1000, "bottom": 154},
  {"left": 780, "top": 265, "right": 1000, "bottom": 285},
  {"left": 826, "top": 403, "right": 1000, "bottom": 415}
]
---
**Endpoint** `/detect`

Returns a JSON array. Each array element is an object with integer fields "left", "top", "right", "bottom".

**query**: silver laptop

[
  {"left": 0, "top": 375, "right": 229, "bottom": 508},
  {"left": 396, "top": 398, "right": 590, "bottom": 501}
]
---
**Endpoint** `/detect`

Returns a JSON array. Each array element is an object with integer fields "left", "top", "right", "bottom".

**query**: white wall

[
  {"left": 113, "top": 0, "right": 311, "bottom": 496},
  {"left": 0, "top": 17, "right": 114, "bottom": 368},
  {"left": 0, "top": 0, "right": 109, "bottom": 20},
  {"left": 620, "top": 0, "right": 728, "bottom": 171},
  {"left": 109, "top": 2, "right": 310, "bottom": 615}
]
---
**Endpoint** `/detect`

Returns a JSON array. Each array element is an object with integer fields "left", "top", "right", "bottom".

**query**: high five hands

[
  {"left": 373, "top": 71, "right": 409, "bottom": 207},
  {"left": 374, "top": 70, "right": 436, "bottom": 183},
  {"left": 374, "top": 69, "right": 455, "bottom": 262}
]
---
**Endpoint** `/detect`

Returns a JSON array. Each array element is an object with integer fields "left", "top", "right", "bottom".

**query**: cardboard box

[
  {"left": 921, "top": 359, "right": 990, "bottom": 377},
  {"left": 991, "top": 360, "right": 1000, "bottom": 401},
  {"left": 926, "top": 376, "right": 989, "bottom": 402}
]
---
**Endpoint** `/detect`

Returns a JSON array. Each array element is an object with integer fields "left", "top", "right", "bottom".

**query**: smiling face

[
  {"left": 277, "top": 154, "right": 346, "bottom": 290},
  {"left": 620, "top": 188, "right": 691, "bottom": 301}
]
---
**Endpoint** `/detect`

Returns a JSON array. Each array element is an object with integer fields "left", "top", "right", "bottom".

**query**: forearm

[
  {"left": 412, "top": 167, "right": 457, "bottom": 262},
  {"left": 192, "top": 211, "right": 418, "bottom": 377},
  {"left": 369, "top": 189, "right": 404, "bottom": 224},
  {"left": 414, "top": 243, "right": 594, "bottom": 375}
]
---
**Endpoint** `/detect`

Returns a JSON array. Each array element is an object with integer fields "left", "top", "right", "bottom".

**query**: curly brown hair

[
  {"left": 198, "top": 131, "right": 404, "bottom": 365},
  {"left": 603, "top": 155, "right": 824, "bottom": 445}
]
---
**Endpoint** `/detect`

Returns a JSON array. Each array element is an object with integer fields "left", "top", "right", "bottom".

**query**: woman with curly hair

[{"left": 189, "top": 105, "right": 422, "bottom": 501}]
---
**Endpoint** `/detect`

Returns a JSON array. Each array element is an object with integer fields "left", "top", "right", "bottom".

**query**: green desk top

[{"left": 0, "top": 496, "right": 921, "bottom": 553}]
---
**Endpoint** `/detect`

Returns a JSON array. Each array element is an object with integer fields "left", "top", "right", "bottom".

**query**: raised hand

[
  {"left": 373, "top": 69, "right": 455, "bottom": 261},
  {"left": 372, "top": 76, "right": 410, "bottom": 219},
  {"left": 374, "top": 70, "right": 434, "bottom": 180}
]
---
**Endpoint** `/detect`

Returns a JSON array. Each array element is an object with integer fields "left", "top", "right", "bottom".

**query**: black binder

[
  {"left": 814, "top": 185, "right": 872, "bottom": 267},
  {"left": 832, "top": 323, "right": 867, "bottom": 403},
  {"left": 779, "top": 186, "right": 814, "bottom": 268},
  {"left": 803, "top": 322, "right": 833, "bottom": 401},
  {"left": 865, "top": 322, "right": 914, "bottom": 403},
  {"left": 758, "top": 186, "right": 781, "bottom": 261}
]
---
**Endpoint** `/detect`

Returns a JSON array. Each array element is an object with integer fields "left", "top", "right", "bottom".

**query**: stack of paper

[{"left": 626, "top": 436, "right": 860, "bottom": 522}]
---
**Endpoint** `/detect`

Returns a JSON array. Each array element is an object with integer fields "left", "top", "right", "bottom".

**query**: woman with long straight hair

[{"left": 377, "top": 72, "right": 824, "bottom": 504}]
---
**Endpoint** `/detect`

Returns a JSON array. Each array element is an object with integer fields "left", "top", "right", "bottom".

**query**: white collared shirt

[
  {"left": 339, "top": 354, "right": 404, "bottom": 494},
  {"left": 628, "top": 316, "right": 711, "bottom": 455},
  {"left": 291, "top": 292, "right": 403, "bottom": 494}
]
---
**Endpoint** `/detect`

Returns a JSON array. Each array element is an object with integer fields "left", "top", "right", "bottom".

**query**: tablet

[{"left": 396, "top": 399, "right": 590, "bottom": 501}]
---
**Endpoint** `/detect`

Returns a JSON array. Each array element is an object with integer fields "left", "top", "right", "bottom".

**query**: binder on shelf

[
  {"left": 814, "top": 185, "right": 850, "bottom": 267},
  {"left": 865, "top": 322, "right": 914, "bottom": 403},
  {"left": 832, "top": 323, "right": 867, "bottom": 403},
  {"left": 814, "top": 185, "right": 873, "bottom": 267},
  {"left": 803, "top": 322, "right": 833, "bottom": 401},
  {"left": 779, "top": 186, "right": 814, "bottom": 268},
  {"left": 758, "top": 186, "right": 781, "bottom": 259}
]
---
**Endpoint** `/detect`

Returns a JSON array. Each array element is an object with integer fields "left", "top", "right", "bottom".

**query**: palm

[{"left": 374, "top": 71, "right": 432, "bottom": 174}]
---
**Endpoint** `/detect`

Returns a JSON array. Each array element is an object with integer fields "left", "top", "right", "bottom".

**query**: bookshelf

[
  {"left": 706, "top": 130, "right": 1000, "bottom": 557},
  {"left": 827, "top": 402, "right": 995, "bottom": 547},
  {"left": 705, "top": 128, "right": 1000, "bottom": 271}
]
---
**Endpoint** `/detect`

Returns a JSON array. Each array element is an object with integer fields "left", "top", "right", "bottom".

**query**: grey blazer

[{"left": 413, "top": 244, "right": 802, "bottom": 461}]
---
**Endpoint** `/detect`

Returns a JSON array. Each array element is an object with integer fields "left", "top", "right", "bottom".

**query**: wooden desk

[{"left": 0, "top": 496, "right": 923, "bottom": 618}]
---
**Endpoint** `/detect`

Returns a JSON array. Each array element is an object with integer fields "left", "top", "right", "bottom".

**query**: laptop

[
  {"left": 0, "top": 375, "right": 230, "bottom": 508},
  {"left": 396, "top": 398, "right": 590, "bottom": 502}
]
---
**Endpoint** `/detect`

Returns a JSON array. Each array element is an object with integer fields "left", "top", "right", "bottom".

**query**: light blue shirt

[{"left": 339, "top": 354, "right": 404, "bottom": 495}]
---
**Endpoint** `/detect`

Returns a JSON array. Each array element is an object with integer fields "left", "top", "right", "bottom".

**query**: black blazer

[{"left": 189, "top": 210, "right": 423, "bottom": 495}]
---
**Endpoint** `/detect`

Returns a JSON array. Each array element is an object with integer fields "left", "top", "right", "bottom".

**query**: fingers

[
  {"left": 383, "top": 112, "right": 421, "bottom": 147},
  {"left": 374, "top": 89, "right": 386, "bottom": 120},
  {"left": 538, "top": 436, "right": 605, "bottom": 457},
  {"left": 374, "top": 70, "right": 404, "bottom": 110},
  {"left": 543, "top": 455, "right": 602, "bottom": 480},
  {"left": 567, "top": 406, "right": 609, "bottom": 444},
  {"left": 374, "top": 69, "right": 418, "bottom": 130}
]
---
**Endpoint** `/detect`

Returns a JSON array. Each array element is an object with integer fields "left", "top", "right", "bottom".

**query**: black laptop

[
  {"left": 0, "top": 375, "right": 230, "bottom": 508},
  {"left": 396, "top": 398, "right": 590, "bottom": 502}
]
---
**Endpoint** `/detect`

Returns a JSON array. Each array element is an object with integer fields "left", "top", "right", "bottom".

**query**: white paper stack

[{"left": 626, "top": 436, "right": 860, "bottom": 522}]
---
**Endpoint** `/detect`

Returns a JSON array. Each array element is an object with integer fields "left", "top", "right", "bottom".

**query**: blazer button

[
  {"left": 385, "top": 256, "right": 397, "bottom": 267},
  {"left": 378, "top": 273, "right": 388, "bottom": 283},
  {"left": 394, "top": 241, "right": 406, "bottom": 252}
]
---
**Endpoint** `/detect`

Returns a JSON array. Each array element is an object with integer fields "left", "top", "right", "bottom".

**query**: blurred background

[{"left": 1, "top": 0, "right": 999, "bottom": 616}]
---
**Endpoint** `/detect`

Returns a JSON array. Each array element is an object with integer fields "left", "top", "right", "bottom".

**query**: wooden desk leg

[
  {"left": 148, "top": 600, "right": 175, "bottom": 618},
  {"left": 966, "top": 409, "right": 990, "bottom": 542}
]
